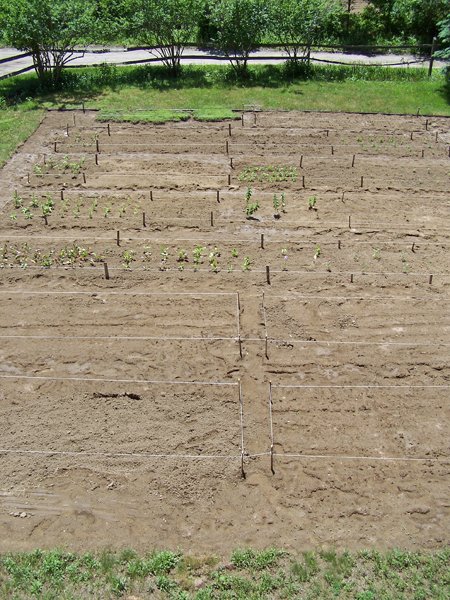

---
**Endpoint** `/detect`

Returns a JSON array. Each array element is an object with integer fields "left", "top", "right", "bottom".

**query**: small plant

[
  {"left": 122, "top": 249, "right": 135, "bottom": 269},
  {"left": 281, "top": 247, "right": 288, "bottom": 269},
  {"left": 160, "top": 246, "right": 169, "bottom": 270},
  {"left": 273, "top": 194, "right": 281, "bottom": 219},
  {"left": 33, "top": 163, "right": 43, "bottom": 176},
  {"left": 177, "top": 249, "right": 188, "bottom": 263},
  {"left": 231, "top": 248, "right": 239, "bottom": 258},
  {"left": 314, "top": 245, "right": 321, "bottom": 260},
  {"left": 192, "top": 245, "right": 205, "bottom": 269},
  {"left": 281, "top": 192, "right": 286, "bottom": 213},
  {"left": 21, "top": 207, "right": 33, "bottom": 220},
  {"left": 372, "top": 247, "right": 381, "bottom": 260},
  {"left": 227, "top": 263, "right": 233, "bottom": 272},
  {"left": 242, "top": 256, "right": 251, "bottom": 271},
  {"left": 10, "top": 213, "right": 17, "bottom": 222},
  {"left": 209, "top": 256, "right": 219, "bottom": 272},
  {"left": 13, "top": 191, "right": 23, "bottom": 209},
  {"left": 244, "top": 188, "right": 259, "bottom": 219},
  {"left": 308, "top": 196, "right": 317, "bottom": 211},
  {"left": 30, "top": 194, "right": 39, "bottom": 208},
  {"left": 103, "top": 207, "right": 111, "bottom": 218}
]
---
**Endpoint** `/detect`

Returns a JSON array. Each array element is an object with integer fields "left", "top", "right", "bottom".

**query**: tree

[
  {"left": 436, "top": 16, "right": 450, "bottom": 60},
  {"left": 269, "top": 0, "right": 344, "bottom": 65},
  {"left": 209, "top": 0, "right": 269, "bottom": 76},
  {"left": 0, "top": 0, "right": 95, "bottom": 85},
  {"left": 131, "top": 0, "right": 202, "bottom": 74}
]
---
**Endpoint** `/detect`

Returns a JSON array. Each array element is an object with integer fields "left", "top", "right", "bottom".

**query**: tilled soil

[{"left": 0, "top": 110, "right": 448, "bottom": 554}]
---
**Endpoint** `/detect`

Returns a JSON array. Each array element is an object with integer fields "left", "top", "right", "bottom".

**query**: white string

[
  {"left": 0, "top": 374, "right": 237, "bottom": 386},
  {"left": 271, "top": 452, "right": 450, "bottom": 464},
  {"left": 273, "top": 384, "right": 450, "bottom": 389},
  {"left": 0, "top": 449, "right": 240, "bottom": 460}
]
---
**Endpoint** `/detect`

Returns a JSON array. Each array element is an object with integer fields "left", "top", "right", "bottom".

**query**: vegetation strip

[{"left": 0, "top": 547, "right": 448, "bottom": 599}]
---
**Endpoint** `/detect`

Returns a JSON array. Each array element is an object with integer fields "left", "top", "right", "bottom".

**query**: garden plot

[{"left": 0, "top": 109, "right": 449, "bottom": 554}]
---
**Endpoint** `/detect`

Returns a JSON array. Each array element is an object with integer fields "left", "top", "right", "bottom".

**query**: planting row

[{"left": 0, "top": 239, "right": 447, "bottom": 275}]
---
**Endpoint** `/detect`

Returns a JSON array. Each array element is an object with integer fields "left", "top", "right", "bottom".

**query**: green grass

[
  {"left": 0, "top": 547, "right": 448, "bottom": 599},
  {"left": 0, "top": 106, "right": 44, "bottom": 168},
  {"left": 0, "top": 62, "right": 448, "bottom": 166}
]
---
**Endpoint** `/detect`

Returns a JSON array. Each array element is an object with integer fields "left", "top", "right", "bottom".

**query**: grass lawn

[
  {"left": 0, "top": 106, "right": 43, "bottom": 168},
  {"left": 1, "top": 547, "right": 449, "bottom": 599}
]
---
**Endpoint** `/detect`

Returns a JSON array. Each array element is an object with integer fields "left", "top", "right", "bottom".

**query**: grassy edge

[{"left": 0, "top": 547, "right": 448, "bottom": 599}]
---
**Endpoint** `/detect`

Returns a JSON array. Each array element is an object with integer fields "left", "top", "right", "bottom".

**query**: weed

[{"left": 238, "top": 165, "right": 297, "bottom": 183}]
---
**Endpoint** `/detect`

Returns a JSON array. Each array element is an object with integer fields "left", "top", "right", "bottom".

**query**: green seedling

[
  {"left": 193, "top": 245, "right": 205, "bottom": 268},
  {"left": 314, "top": 245, "right": 321, "bottom": 259},
  {"left": 10, "top": 214, "right": 17, "bottom": 222},
  {"left": 242, "top": 256, "right": 251, "bottom": 271},
  {"left": 122, "top": 249, "right": 135, "bottom": 269},
  {"left": 30, "top": 194, "right": 39, "bottom": 208},
  {"left": 372, "top": 247, "right": 381, "bottom": 260},
  {"left": 281, "top": 192, "right": 286, "bottom": 213},
  {"left": 231, "top": 248, "right": 239, "bottom": 258},
  {"left": 21, "top": 207, "right": 33, "bottom": 220},
  {"left": 227, "top": 263, "right": 233, "bottom": 272},
  {"left": 209, "top": 256, "right": 219, "bottom": 272},
  {"left": 32, "top": 164, "right": 43, "bottom": 176},
  {"left": 13, "top": 191, "right": 23, "bottom": 209},
  {"left": 308, "top": 196, "right": 317, "bottom": 211},
  {"left": 177, "top": 249, "right": 188, "bottom": 263},
  {"left": 160, "top": 246, "right": 169, "bottom": 270},
  {"left": 103, "top": 207, "right": 111, "bottom": 218},
  {"left": 273, "top": 194, "right": 281, "bottom": 219},
  {"left": 244, "top": 188, "right": 259, "bottom": 219}
]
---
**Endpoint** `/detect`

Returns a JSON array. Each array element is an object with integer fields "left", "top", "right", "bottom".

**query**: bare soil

[{"left": 0, "top": 110, "right": 448, "bottom": 554}]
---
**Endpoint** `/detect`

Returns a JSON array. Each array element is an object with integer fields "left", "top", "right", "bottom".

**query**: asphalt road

[{"left": 0, "top": 46, "right": 446, "bottom": 79}]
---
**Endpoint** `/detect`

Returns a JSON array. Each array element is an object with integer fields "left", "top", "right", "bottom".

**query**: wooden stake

[
  {"left": 260, "top": 233, "right": 264, "bottom": 249},
  {"left": 73, "top": 113, "right": 76, "bottom": 125},
  {"left": 54, "top": 141, "right": 57, "bottom": 152},
  {"left": 299, "top": 154, "right": 303, "bottom": 168},
  {"left": 425, "top": 119, "right": 429, "bottom": 130},
  {"left": 43, "top": 215, "right": 48, "bottom": 226},
  {"left": 107, "top": 123, "right": 111, "bottom": 136},
  {"left": 411, "top": 242, "right": 415, "bottom": 252},
  {"left": 326, "top": 129, "right": 329, "bottom": 137},
  {"left": 95, "top": 153, "right": 99, "bottom": 166},
  {"left": 421, "top": 149, "right": 425, "bottom": 158},
  {"left": 265, "top": 335, "right": 269, "bottom": 360},
  {"left": 302, "top": 175, "right": 305, "bottom": 188},
  {"left": 142, "top": 212, "right": 146, "bottom": 227},
  {"left": 226, "top": 140, "right": 229, "bottom": 154},
  {"left": 352, "top": 154, "right": 355, "bottom": 167},
  {"left": 338, "top": 240, "right": 341, "bottom": 249},
  {"left": 228, "top": 173, "right": 231, "bottom": 185},
  {"left": 82, "top": 101, "right": 85, "bottom": 114},
  {"left": 27, "top": 173, "right": 30, "bottom": 184},
  {"left": 429, "top": 274, "right": 433, "bottom": 285},
  {"left": 341, "top": 191, "right": 345, "bottom": 202},
  {"left": 103, "top": 262, "right": 110, "bottom": 280},
  {"left": 331, "top": 145, "right": 334, "bottom": 155},
  {"left": 116, "top": 230, "right": 120, "bottom": 246},
  {"left": 216, "top": 190, "right": 220, "bottom": 203},
  {"left": 348, "top": 215, "right": 351, "bottom": 228},
  {"left": 350, "top": 273, "right": 354, "bottom": 283},
  {"left": 241, "top": 113, "right": 244, "bottom": 127},
  {"left": 210, "top": 211, "right": 214, "bottom": 227},
  {"left": 254, "top": 112, "right": 257, "bottom": 125},
  {"left": 238, "top": 335, "right": 243, "bottom": 359},
  {"left": 241, "top": 451, "right": 245, "bottom": 479},
  {"left": 66, "top": 123, "right": 69, "bottom": 136},
  {"left": 82, "top": 172, "right": 86, "bottom": 184},
  {"left": 60, "top": 189, "right": 64, "bottom": 201},
  {"left": 237, "top": 291, "right": 241, "bottom": 311},
  {"left": 435, "top": 131, "right": 438, "bottom": 142},
  {"left": 230, "top": 157, "right": 233, "bottom": 169},
  {"left": 96, "top": 139, "right": 100, "bottom": 153},
  {"left": 228, "top": 123, "right": 232, "bottom": 136},
  {"left": 410, "top": 131, "right": 413, "bottom": 141},
  {"left": 266, "top": 265, "right": 271, "bottom": 285},
  {"left": 150, "top": 190, "right": 153, "bottom": 201},
  {"left": 360, "top": 175, "right": 364, "bottom": 188}
]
